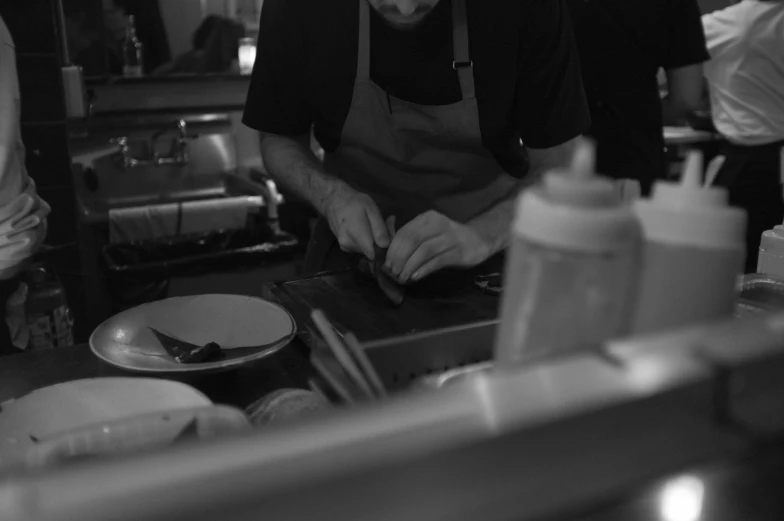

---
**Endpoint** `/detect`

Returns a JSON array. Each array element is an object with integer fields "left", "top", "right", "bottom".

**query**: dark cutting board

[{"left": 263, "top": 267, "right": 500, "bottom": 347}]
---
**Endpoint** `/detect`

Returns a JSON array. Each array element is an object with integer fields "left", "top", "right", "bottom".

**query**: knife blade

[{"left": 373, "top": 245, "right": 405, "bottom": 306}]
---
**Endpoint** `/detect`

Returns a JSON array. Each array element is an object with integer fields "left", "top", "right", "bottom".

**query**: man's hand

[
  {"left": 384, "top": 210, "right": 492, "bottom": 284},
  {"left": 325, "top": 183, "right": 390, "bottom": 260}
]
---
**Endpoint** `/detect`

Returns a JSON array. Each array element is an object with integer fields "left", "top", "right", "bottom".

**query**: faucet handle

[{"left": 109, "top": 137, "right": 133, "bottom": 168}]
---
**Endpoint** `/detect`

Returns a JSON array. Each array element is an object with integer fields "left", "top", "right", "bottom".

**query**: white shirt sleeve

[
  {"left": 702, "top": 7, "right": 741, "bottom": 58},
  {"left": 0, "top": 16, "right": 50, "bottom": 280},
  {"left": 0, "top": 17, "right": 25, "bottom": 208}
]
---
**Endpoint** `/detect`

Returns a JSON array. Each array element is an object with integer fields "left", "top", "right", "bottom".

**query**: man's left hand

[{"left": 384, "top": 210, "right": 492, "bottom": 284}]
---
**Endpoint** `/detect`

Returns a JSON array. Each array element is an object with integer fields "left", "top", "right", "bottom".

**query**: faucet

[
  {"left": 111, "top": 119, "right": 190, "bottom": 169},
  {"left": 151, "top": 119, "right": 189, "bottom": 166},
  {"left": 249, "top": 168, "right": 283, "bottom": 233},
  {"left": 110, "top": 136, "right": 147, "bottom": 169}
]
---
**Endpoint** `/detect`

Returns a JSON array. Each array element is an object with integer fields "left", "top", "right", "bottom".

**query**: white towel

[
  {"left": 108, "top": 196, "right": 262, "bottom": 244},
  {"left": 0, "top": 18, "right": 50, "bottom": 280}
]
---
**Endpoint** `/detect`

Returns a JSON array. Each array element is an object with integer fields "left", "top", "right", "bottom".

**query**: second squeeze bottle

[{"left": 631, "top": 151, "right": 747, "bottom": 334}]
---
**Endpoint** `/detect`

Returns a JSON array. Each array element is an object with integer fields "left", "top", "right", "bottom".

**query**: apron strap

[
  {"left": 452, "top": 0, "right": 475, "bottom": 100},
  {"left": 357, "top": 0, "right": 475, "bottom": 99},
  {"left": 357, "top": 0, "right": 371, "bottom": 79}
]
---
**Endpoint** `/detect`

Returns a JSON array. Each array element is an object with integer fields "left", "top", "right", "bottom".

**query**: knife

[{"left": 373, "top": 245, "right": 405, "bottom": 306}]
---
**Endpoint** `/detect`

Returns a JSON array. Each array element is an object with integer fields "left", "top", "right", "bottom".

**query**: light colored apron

[{"left": 304, "top": 0, "right": 519, "bottom": 272}]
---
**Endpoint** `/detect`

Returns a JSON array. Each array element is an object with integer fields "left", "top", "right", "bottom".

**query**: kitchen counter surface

[
  {"left": 0, "top": 340, "right": 314, "bottom": 409},
  {"left": 1, "top": 265, "right": 501, "bottom": 406},
  {"left": 663, "top": 126, "right": 722, "bottom": 145}
]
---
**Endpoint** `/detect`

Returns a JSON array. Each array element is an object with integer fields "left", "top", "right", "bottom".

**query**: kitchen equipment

[
  {"left": 344, "top": 332, "right": 387, "bottom": 397},
  {"left": 631, "top": 150, "right": 747, "bottom": 335},
  {"left": 757, "top": 218, "right": 784, "bottom": 278},
  {"left": 25, "top": 405, "right": 250, "bottom": 470},
  {"left": 108, "top": 196, "right": 264, "bottom": 244},
  {"left": 122, "top": 16, "right": 144, "bottom": 77},
  {"left": 474, "top": 273, "right": 502, "bottom": 295},
  {"left": 102, "top": 226, "right": 299, "bottom": 280},
  {"left": 309, "top": 310, "right": 386, "bottom": 402},
  {"left": 494, "top": 139, "right": 642, "bottom": 367},
  {"left": 311, "top": 310, "right": 375, "bottom": 400},
  {"left": 0, "top": 377, "right": 211, "bottom": 472},
  {"left": 22, "top": 264, "right": 74, "bottom": 350},
  {"left": 263, "top": 269, "right": 498, "bottom": 350},
  {"left": 417, "top": 362, "right": 494, "bottom": 390},
  {"left": 310, "top": 350, "right": 358, "bottom": 404},
  {"left": 89, "top": 295, "right": 296, "bottom": 373},
  {"left": 245, "top": 390, "right": 330, "bottom": 426},
  {"left": 10, "top": 311, "right": 784, "bottom": 521},
  {"left": 736, "top": 273, "right": 784, "bottom": 318}
]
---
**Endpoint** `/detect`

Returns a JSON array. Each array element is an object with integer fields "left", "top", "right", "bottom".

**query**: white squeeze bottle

[
  {"left": 494, "top": 140, "right": 642, "bottom": 367},
  {"left": 757, "top": 220, "right": 784, "bottom": 279},
  {"left": 631, "top": 151, "right": 747, "bottom": 335}
]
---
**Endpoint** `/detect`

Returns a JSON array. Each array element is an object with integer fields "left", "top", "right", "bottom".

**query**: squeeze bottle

[
  {"left": 494, "top": 140, "right": 642, "bottom": 367},
  {"left": 631, "top": 151, "right": 747, "bottom": 334}
]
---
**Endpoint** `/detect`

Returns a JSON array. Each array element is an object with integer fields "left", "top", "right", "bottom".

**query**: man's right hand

[{"left": 324, "top": 183, "right": 390, "bottom": 261}]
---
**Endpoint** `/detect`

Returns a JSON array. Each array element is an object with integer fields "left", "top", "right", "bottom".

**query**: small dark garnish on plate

[
  {"left": 149, "top": 327, "right": 292, "bottom": 364},
  {"left": 149, "top": 327, "right": 224, "bottom": 364}
]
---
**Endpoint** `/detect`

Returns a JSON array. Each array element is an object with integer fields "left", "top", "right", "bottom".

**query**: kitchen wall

[
  {"left": 159, "top": 0, "right": 263, "bottom": 58},
  {"left": 0, "top": 0, "right": 87, "bottom": 340}
]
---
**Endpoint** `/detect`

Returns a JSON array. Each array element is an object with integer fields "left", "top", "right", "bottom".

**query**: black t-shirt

[
  {"left": 243, "top": 0, "right": 591, "bottom": 174},
  {"left": 566, "top": 0, "right": 709, "bottom": 191}
]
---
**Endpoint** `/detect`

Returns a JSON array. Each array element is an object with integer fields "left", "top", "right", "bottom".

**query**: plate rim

[{"left": 89, "top": 294, "right": 297, "bottom": 374}]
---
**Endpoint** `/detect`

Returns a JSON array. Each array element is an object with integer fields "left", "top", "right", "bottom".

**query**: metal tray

[
  {"left": 360, "top": 320, "right": 497, "bottom": 391},
  {"left": 361, "top": 274, "right": 784, "bottom": 392}
]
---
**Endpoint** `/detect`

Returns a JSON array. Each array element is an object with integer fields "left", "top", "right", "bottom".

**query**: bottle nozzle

[
  {"left": 681, "top": 150, "right": 703, "bottom": 189},
  {"left": 569, "top": 138, "right": 596, "bottom": 179}
]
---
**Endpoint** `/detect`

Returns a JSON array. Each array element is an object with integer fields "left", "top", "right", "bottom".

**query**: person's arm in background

[
  {"left": 662, "top": 64, "right": 705, "bottom": 125},
  {"left": 0, "top": 17, "right": 49, "bottom": 281},
  {"left": 243, "top": 0, "right": 389, "bottom": 261},
  {"left": 660, "top": 0, "right": 711, "bottom": 125},
  {"left": 385, "top": 0, "right": 590, "bottom": 283}
]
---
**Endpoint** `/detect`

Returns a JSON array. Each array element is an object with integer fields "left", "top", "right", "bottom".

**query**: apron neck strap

[
  {"left": 358, "top": 0, "right": 371, "bottom": 79},
  {"left": 357, "top": 0, "right": 476, "bottom": 100},
  {"left": 451, "top": 0, "right": 475, "bottom": 100}
]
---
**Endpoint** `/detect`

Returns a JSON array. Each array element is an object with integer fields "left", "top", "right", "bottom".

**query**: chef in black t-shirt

[
  {"left": 244, "top": 0, "right": 591, "bottom": 279},
  {"left": 566, "top": 0, "right": 709, "bottom": 195}
]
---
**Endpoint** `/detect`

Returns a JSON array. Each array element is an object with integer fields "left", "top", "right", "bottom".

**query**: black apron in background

[
  {"left": 713, "top": 140, "right": 784, "bottom": 273},
  {"left": 567, "top": 0, "right": 666, "bottom": 196}
]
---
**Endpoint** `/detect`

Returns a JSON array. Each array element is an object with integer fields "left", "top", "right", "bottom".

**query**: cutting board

[{"left": 263, "top": 268, "right": 500, "bottom": 347}]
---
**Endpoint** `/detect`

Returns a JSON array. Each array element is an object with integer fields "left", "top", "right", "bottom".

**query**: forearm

[
  {"left": 662, "top": 65, "right": 704, "bottom": 126},
  {"left": 661, "top": 96, "right": 688, "bottom": 126},
  {"left": 468, "top": 139, "right": 577, "bottom": 255},
  {"left": 259, "top": 131, "right": 346, "bottom": 216}
]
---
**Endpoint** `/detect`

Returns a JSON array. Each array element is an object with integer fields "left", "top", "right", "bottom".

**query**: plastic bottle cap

[
  {"left": 514, "top": 140, "right": 640, "bottom": 252},
  {"left": 634, "top": 150, "right": 747, "bottom": 249},
  {"left": 760, "top": 222, "right": 784, "bottom": 255}
]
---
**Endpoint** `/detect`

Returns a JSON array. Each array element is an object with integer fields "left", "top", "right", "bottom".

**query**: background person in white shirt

[
  {"left": 703, "top": 0, "right": 784, "bottom": 272},
  {"left": 0, "top": 16, "right": 51, "bottom": 353}
]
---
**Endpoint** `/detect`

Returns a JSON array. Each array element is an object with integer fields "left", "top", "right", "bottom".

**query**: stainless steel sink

[{"left": 75, "top": 133, "right": 244, "bottom": 224}]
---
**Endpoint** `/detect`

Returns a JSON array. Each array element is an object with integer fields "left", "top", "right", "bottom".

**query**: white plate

[
  {"left": 26, "top": 405, "right": 250, "bottom": 470},
  {"left": 90, "top": 294, "right": 296, "bottom": 373},
  {"left": 0, "top": 377, "right": 211, "bottom": 471}
]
